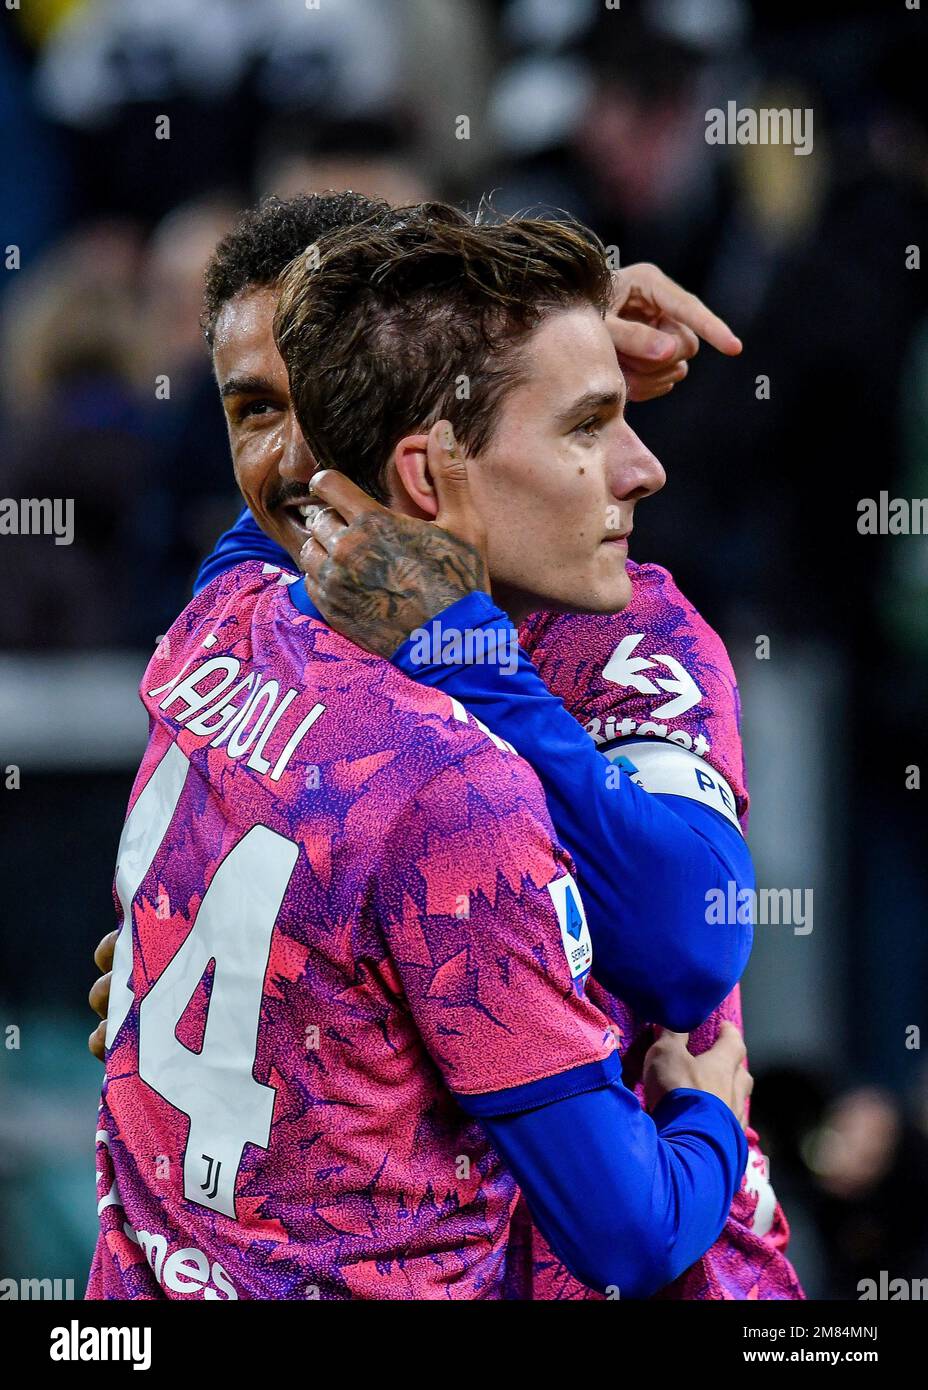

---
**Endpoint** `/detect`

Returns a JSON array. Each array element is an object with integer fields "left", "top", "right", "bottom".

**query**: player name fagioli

[{"left": 148, "top": 653, "right": 324, "bottom": 781}]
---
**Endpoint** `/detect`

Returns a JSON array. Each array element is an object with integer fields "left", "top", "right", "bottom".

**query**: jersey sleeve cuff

[{"left": 452, "top": 1050, "right": 621, "bottom": 1119}]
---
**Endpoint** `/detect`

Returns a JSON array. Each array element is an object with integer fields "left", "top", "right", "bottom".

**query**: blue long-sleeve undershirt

[
  {"left": 194, "top": 509, "right": 294, "bottom": 594},
  {"left": 393, "top": 591, "right": 754, "bottom": 1030},
  {"left": 477, "top": 1075, "right": 748, "bottom": 1298}
]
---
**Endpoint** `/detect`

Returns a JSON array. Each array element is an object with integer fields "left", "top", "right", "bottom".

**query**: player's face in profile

[
  {"left": 462, "top": 305, "right": 666, "bottom": 620},
  {"left": 213, "top": 286, "right": 319, "bottom": 566}
]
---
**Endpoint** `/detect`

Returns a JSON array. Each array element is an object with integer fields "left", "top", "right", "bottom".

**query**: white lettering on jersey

[
  {"left": 122, "top": 1220, "right": 238, "bottom": 1299},
  {"left": 147, "top": 655, "right": 323, "bottom": 782},
  {"left": 604, "top": 737, "right": 742, "bottom": 832},
  {"left": 95, "top": 1130, "right": 238, "bottom": 1298},
  {"left": 602, "top": 633, "right": 703, "bottom": 719},
  {"left": 586, "top": 713, "right": 711, "bottom": 760}
]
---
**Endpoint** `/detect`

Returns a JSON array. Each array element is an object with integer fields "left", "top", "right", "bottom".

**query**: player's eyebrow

[
  {"left": 220, "top": 374, "right": 277, "bottom": 399},
  {"left": 554, "top": 388, "right": 623, "bottom": 428}
]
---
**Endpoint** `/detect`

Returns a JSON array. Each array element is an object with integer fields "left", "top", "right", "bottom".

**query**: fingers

[
  {"left": 714, "top": 1019, "right": 749, "bottom": 1065},
  {"left": 646, "top": 1027, "right": 690, "bottom": 1055},
  {"left": 607, "top": 315, "right": 678, "bottom": 363},
  {"left": 88, "top": 971, "right": 111, "bottom": 1020},
  {"left": 308, "top": 505, "right": 349, "bottom": 552},
  {"left": 734, "top": 1067, "right": 755, "bottom": 1128},
  {"left": 88, "top": 1019, "right": 107, "bottom": 1063},
  {"left": 425, "top": 422, "right": 485, "bottom": 545},
  {"left": 610, "top": 304, "right": 700, "bottom": 404},
  {"left": 617, "top": 316, "right": 699, "bottom": 370},
  {"left": 94, "top": 929, "right": 117, "bottom": 973},
  {"left": 90, "top": 932, "right": 115, "bottom": 1064},
  {"left": 652, "top": 282, "right": 742, "bottom": 356},
  {"left": 622, "top": 359, "right": 690, "bottom": 403},
  {"left": 615, "top": 263, "right": 743, "bottom": 356},
  {"left": 670, "top": 321, "right": 701, "bottom": 362},
  {"left": 298, "top": 532, "right": 329, "bottom": 578},
  {"left": 298, "top": 505, "right": 350, "bottom": 584},
  {"left": 307, "top": 469, "right": 388, "bottom": 524}
]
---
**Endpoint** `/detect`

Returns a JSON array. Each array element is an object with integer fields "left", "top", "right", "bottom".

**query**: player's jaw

[{"left": 213, "top": 286, "right": 322, "bottom": 566}]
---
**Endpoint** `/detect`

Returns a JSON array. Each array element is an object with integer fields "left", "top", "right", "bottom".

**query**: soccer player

[
  {"left": 269, "top": 206, "right": 803, "bottom": 1300},
  {"left": 88, "top": 192, "right": 801, "bottom": 1298},
  {"left": 187, "top": 194, "right": 801, "bottom": 1298},
  {"left": 87, "top": 205, "right": 751, "bottom": 1301},
  {"left": 204, "top": 208, "right": 755, "bottom": 1029},
  {"left": 295, "top": 442, "right": 804, "bottom": 1301}
]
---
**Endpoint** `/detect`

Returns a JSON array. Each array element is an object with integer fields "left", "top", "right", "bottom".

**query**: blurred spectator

[
  {"left": 142, "top": 198, "right": 237, "bottom": 380},
  {"left": 135, "top": 199, "right": 242, "bottom": 641},
  {"left": 0, "top": 28, "right": 71, "bottom": 305},
  {"left": 809, "top": 1088, "right": 928, "bottom": 1299},
  {"left": 0, "top": 223, "right": 154, "bottom": 649}
]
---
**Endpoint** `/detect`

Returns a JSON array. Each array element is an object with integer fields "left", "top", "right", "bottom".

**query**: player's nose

[
  {"left": 609, "top": 423, "right": 666, "bottom": 502},
  {"left": 278, "top": 413, "right": 316, "bottom": 482}
]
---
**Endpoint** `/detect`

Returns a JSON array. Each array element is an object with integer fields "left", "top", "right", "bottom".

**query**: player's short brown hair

[{"left": 273, "top": 202, "right": 613, "bottom": 503}]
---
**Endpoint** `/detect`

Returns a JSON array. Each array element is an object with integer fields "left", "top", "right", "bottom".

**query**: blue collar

[{"left": 287, "top": 577, "right": 326, "bottom": 624}]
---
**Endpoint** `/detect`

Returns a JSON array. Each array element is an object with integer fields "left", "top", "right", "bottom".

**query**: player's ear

[{"left": 386, "top": 433, "right": 438, "bottom": 519}]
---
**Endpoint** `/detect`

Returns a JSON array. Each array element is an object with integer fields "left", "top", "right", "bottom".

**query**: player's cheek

[{"left": 236, "top": 441, "right": 275, "bottom": 506}]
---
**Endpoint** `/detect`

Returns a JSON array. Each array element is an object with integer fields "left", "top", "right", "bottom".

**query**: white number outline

[{"left": 106, "top": 744, "right": 298, "bottom": 1219}]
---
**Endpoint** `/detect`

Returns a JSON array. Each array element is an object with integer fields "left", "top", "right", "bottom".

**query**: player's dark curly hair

[{"left": 201, "top": 191, "right": 391, "bottom": 347}]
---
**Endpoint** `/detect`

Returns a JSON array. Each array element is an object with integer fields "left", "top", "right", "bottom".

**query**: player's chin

[
  {"left": 583, "top": 546, "right": 632, "bottom": 614},
  {"left": 272, "top": 510, "right": 312, "bottom": 570}
]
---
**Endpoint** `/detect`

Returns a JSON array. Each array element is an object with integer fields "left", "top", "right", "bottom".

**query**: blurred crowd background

[{"left": 1, "top": 0, "right": 927, "bottom": 1299}]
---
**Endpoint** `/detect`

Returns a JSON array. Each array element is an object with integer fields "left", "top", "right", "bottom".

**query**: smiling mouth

[{"left": 282, "top": 501, "right": 322, "bottom": 533}]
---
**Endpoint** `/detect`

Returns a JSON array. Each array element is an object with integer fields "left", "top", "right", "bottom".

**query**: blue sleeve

[
  {"left": 469, "top": 1077, "right": 748, "bottom": 1299},
  {"left": 194, "top": 508, "right": 295, "bottom": 595},
  {"left": 393, "top": 593, "right": 754, "bottom": 1030}
]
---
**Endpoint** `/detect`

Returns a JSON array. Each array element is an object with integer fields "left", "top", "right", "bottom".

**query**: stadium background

[{"left": 1, "top": 0, "right": 926, "bottom": 1300}]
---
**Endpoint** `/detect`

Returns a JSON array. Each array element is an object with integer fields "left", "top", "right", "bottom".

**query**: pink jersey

[
  {"left": 87, "top": 563, "right": 615, "bottom": 1301},
  {"left": 518, "top": 560, "right": 805, "bottom": 1301}
]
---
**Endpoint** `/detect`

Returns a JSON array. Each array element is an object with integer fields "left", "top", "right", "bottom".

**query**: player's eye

[
  {"left": 573, "top": 416, "right": 601, "bottom": 438},
  {"left": 236, "top": 399, "right": 280, "bottom": 423}
]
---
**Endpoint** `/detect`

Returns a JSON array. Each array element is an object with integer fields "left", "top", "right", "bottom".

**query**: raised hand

[{"left": 608, "top": 262, "right": 742, "bottom": 402}]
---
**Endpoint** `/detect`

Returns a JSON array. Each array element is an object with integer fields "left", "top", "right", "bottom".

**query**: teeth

[{"left": 298, "top": 503, "right": 321, "bottom": 524}]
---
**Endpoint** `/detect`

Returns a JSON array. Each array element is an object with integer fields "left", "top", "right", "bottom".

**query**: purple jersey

[
  {"left": 522, "top": 560, "right": 749, "bottom": 828},
  {"left": 87, "top": 563, "right": 615, "bottom": 1301},
  {"left": 518, "top": 561, "right": 805, "bottom": 1301}
]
